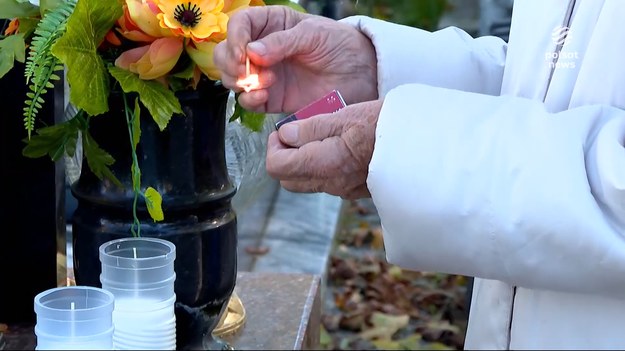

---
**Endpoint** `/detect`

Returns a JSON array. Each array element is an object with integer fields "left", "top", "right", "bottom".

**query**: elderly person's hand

[
  {"left": 265, "top": 99, "right": 383, "bottom": 199},
  {"left": 213, "top": 6, "right": 378, "bottom": 114}
]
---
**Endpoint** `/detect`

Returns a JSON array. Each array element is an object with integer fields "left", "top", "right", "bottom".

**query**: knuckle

[
  {"left": 309, "top": 181, "right": 323, "bottom": 194},
  {"left": 265, "top": 155, "right": 281, "bottom": 179},
  {"left": 281, "top": 180, "right": 300, "bottom": 193}
]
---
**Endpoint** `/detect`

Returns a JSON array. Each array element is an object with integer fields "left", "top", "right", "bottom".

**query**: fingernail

[
  {"left": 248, "top": 41, "right": 267, "bottom": 56},
  {"left": 280, "top": 124, "right": 299, "bottom": 145}
]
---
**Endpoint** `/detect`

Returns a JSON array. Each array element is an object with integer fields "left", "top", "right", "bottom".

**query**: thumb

[
  {"left": 246, "top": 24, "right": 311, "bottom": 66},
  {"left": 278, "top": 114, "right": 341, "bottom": 148}
]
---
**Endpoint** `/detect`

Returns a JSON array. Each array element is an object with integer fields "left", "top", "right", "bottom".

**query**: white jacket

[{"left": 343, "top": 1, "right": 625, "bottom": 349}]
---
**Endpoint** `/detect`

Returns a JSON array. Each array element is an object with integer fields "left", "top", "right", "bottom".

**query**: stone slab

[{"left": 223, "top": 272, "right": 321, "bottom": 350}]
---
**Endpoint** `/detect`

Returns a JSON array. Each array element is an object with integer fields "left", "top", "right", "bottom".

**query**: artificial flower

[
  {"left": 185, "top": 40, "right": 220, "bottom": 80},
  {"left": 115, "top": 37, "right": 184, "bottom": 80},
  {"left": 104, "top": 30, "right": 122, "bottom": 46},
  {"left": 154, "top": 0, "right": 228, "bottom": 42},
  {"left": 223, "top": 0, "right": 261, "bottom": 13},
  {"left": 117, "top": 3, "right": 158, "bottom": 42},
  {"left": 181, "top": 0, "right": 263, "bottom": 76},
  {"left": 123, "top": 0, "right": 173, "bottom": 40},
  {"left": 4, "top": 18, "right": 19, "bottom": 35}
]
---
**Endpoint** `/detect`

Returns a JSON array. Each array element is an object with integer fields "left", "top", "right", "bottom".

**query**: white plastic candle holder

[
  {"left": 34, "top": 285, "right": 115, "bottom": 350},
  {"left": 99, "top": 237, "right": 177, "bottom": 350}
]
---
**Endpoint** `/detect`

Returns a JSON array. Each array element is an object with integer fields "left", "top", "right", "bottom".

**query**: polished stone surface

[
  {"left": 223, "top": 272, "right": 321, "bottom": 350},
  {"left": 235, "top": 179, "right": 342, "bottom": 279}
]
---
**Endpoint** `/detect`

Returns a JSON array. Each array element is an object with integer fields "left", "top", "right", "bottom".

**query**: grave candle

[
  {"left": 99, "top": 237, "right": 177, "bottom": 350},
  {"left": 34, "top": 286, "right": 115, "bottom": 350}
]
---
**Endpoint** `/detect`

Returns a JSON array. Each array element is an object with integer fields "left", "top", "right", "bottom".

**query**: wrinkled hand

[
  {"left": 266, "top": 99, "right": 383, "bottom": 199},
  {"left": 213, "top": 6, "right": 378, "bottom": 114}
]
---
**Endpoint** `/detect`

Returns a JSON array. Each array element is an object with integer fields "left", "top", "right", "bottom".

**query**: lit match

[{"left": 236, "top": 57, "right": 260, "bottom": 92}]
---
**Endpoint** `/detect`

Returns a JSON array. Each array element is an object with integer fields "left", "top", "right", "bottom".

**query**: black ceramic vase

[{"left": 70, "top": 79, "right": 237, "bottom": 350}]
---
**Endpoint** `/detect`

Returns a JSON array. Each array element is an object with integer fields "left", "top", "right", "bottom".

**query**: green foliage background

[{"left": 354, "top": 0, "right": 447, "bottom": 31}]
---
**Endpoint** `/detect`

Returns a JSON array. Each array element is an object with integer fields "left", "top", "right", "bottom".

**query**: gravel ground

[{"left": 320, "top": 198, "right": 470, "bottom": 350}]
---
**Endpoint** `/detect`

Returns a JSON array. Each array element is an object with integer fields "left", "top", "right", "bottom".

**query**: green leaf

[
  {"left": 109, "top": 66, "right": 183, "bottom": 131},
  {"left": 144, "top": 187, "right": 164, "bottom": 222},
  {"left": 51, "top": 0, "right": 122, "bottom": 116},
  {"left": 171, "top": 62, "right": 195, "bottom": 79},
  {"left": 39, "top": 0, "right": 63, "bottom": 14},
  {"left": 230, "top": 97, "right": 266, "bottom": 132},
  {"left": 239, "top": 109, "right": 265, "bottom": 132},
  {"left": 2, "top": 33, "right": 26, "bottom": 63},
  {"left": 0, "top": 33, "right": 25, "bottom": 78},
  {"left": 263, "top": 0, "right": 306, "bottom": 12},
  {"left": 22, "top": 117, "right": 80, "bottom": 161},
  {"left": 0, "top": 50, "right": 13, "bottom": 78},
  {"left": 16, "top": 17, "right": 38, "bottom": 38},
  {"left": 132, "top": 97, "right": 141, "bottom": 149},
  {"left": 82, "top": 129, "right": 122, "bottom": 187},
  {"left": 0, "top": 0, "right": 40, "bottom": 19},
  {"left": 131, "top": 162, "right": 141, "bottom": 191}
]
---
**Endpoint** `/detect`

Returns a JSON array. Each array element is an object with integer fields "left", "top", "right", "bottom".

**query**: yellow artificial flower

[
  {"left": 206, "top": 0, "right": 264, "bottom": 41},
  {"left": 155, "top": 0, "right": 228, "bottom": 42},
  {"left": 182, "top": 0, "right": 263, "bottom": 77},
  {"left": 186, "top": 40, "right": 220, "bottom": 80},
  {"left": 125, "top": 0, "right": 173, "bottom": 39}
]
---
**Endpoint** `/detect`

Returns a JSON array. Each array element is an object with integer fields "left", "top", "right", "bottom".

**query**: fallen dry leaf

[
  {"left": 322, "top": 314, "right": 342, "bottom": 332},
  {"left": 372, "top": 334, "right": 422, "bottom": 350},
  {"left": 370, "top": 226, "right": 385, "bottom": 249},
  {"left": 331, "top": 257, "right": 358, "bottom": 281},
  {"left": 358, "top": 312, "right": 410, "bottom": 341},
  {"left": 339, "top": 310, "right": 367, "bottom": 332}
]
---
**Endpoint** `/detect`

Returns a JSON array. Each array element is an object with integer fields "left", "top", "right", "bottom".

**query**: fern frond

[
  {"left": 23, "top": 0, "right": 77, "bottom": 138},
  {"left": 23, "top": 65, "right": 61, "bottom": 133},
  {"left": 24, "top": 0, "right": 77, "bottom": 84}
]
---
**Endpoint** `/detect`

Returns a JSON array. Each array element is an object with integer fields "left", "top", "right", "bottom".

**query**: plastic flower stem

[{"left": 122, "top": 92, "right": 142, "bottom": 237}]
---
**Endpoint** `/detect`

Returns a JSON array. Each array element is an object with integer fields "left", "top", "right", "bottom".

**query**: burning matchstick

[{"left": 236, "top": 57, "right": 260, "bottom": 93}]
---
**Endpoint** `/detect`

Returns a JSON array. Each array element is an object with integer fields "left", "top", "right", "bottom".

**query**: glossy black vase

[{"left": 70, "top": 80, "right": 237, "bottom": 350}]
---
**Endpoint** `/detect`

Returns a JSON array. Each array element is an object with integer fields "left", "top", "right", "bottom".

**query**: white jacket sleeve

[
  {"left": 370, "top": 83, "right": 625, "bottom": 299},
  {"left": 339, "top": 16, "right": 507, "bottom": 97}
]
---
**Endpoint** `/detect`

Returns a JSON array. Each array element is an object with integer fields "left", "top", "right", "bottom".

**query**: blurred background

[{"left": 299, "top": 0, "right": 513, "bottom": 40}]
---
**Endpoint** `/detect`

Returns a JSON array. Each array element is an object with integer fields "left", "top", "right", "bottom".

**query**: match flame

[
  {"left": 236, "top": 74, "right": 260, "bottom": 92},
  {"left": 236, "top": 56, "right": 260, "bottom": 92}
]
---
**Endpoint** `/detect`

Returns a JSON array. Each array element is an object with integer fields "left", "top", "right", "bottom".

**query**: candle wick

[
  {"left": 70, "top": 302, "right": 75, "bottom": 310},
  {"left": 133, "top": 247, "right": 137, "bottom": 259}
]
